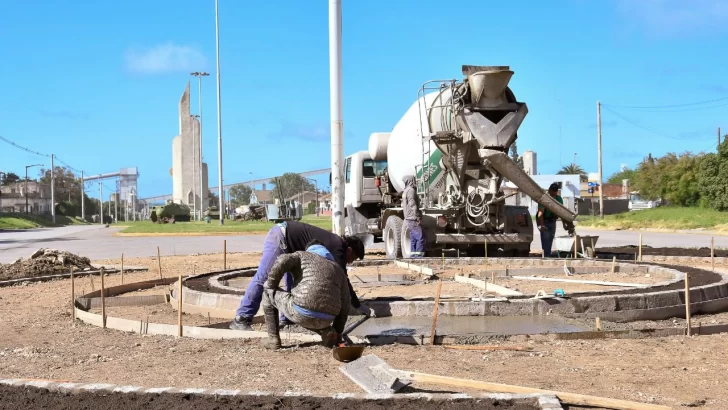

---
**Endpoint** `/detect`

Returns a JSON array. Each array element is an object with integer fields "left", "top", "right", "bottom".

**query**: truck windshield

[{"left": 363, "top": 159, "right": 387, "bottom": 178}]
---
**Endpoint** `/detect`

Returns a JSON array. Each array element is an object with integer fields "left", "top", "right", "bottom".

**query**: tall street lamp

[
  {"left": 25, "top": 164, "right": 43, "bottom": 213},
  {"left": 192, "top": 113, "right": 201, "bottom": 221},
  {"left": 214, "top": 0, "right": 224, "bottom": 225},
  {"left": 191, "top": 71, "right": 210, "bottom": 221}
]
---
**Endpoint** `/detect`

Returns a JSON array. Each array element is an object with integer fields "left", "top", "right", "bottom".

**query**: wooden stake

[
  {"left": 157, "top": 246, "right": 162, "bottom": 279},
  {"left": 638, "top": 234, "right": 643, "bottom": 262},
  {"left": 505, "top": 265, "right": 509, "bottom": 277},
  {"left": 178, "top": 274, "right": 183, "bottom": 337},
  {"left": 100, "top": 267, "right": 106, "bottom": 329},
  {"left": 120, "top": 253, "right": 125, "bottom": 285},
  {"left": 484, "top": 240, "right": 488, "bottom": 269},
  {"left": 491, "top": 271, "right": 495, "bottom": 284},
  {"left": 574, "top": 235, "right": 579, "bottom": 259},
  {"left": 429, "top": 279, "right": 443, "bottom": 346},
  {"left": 595, "top": 317, "right": 601, "bottom": 331},
  {"left": 223, "top": 239, "right": 227, "bottom": 270},
  {"left": 377, "top": 265, "right": 381, "bottom": 282},
  {"left": 441, "top": 250, "right": 445, "bottom": 269},
  {"left": 89, "top": 273, "right": 95, "bottom": 292},
  {"left": 70, "top": 267, "right": 75, "bottom": 321},
  {"left": 711, "top": 237, "right": 715, "bottom": 272},
  {"left": 685, "top": 273, "right": 692, "bottom": 336},
  {"left": 611, "top": 256, "right": 616, "bottom": 274},
  {"left": 207, "top": 312, "right": 211, "bottom": 325}
]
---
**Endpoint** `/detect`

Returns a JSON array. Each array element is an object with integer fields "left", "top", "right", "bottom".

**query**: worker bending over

[
  {"left": 261, "top": 241, "right": 351, "bottom": 349},
  {"left": 403, "top": 175, "right": 425, "bottom": 258},
  {"left": 537, "top": 182, "right": 564, "bottom": 257},
  {"left": 230, "top": 221, "right": 371, "bottom": 331}
]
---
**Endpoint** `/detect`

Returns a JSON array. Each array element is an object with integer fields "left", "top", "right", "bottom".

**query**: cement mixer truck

[{"left": 342, "top": 65, "right": 577, "bottom": 259}]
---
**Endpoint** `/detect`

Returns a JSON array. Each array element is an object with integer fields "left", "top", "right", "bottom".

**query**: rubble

[{"left": 0, "top": 248, "right": 94, "bottom": 281}]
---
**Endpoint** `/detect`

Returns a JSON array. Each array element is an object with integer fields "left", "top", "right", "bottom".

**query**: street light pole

[
  {"left": 191, "top": 71, "right": 210, "bottom": 221},
  {"left": 51, "top": 154, "right": 55, "bottom": 223},
  {"left": 25, "top": 164, "right": 42, "bottom": 214},
  {"left": 329, "top": 0, "right": 345, "bottom": 235},
  {"left": 191, "top": 113, "right": 200, "bottom": 221},
  {"left": 214, "top": 0, "right": 224, "bottom": 225}
]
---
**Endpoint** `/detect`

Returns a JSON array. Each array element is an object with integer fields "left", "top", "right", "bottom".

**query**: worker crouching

[{"left": 261, "top": 243, "right": 351, "bottom": 349}]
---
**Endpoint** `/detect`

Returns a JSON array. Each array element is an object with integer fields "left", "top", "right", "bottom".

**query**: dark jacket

[{"left": 265, "top": 251, "right": 351, "bottom": 333}]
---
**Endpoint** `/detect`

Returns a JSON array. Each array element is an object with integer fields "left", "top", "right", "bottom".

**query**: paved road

[{"left": 0, "top": 224, "right": 725, "bottom": 263}]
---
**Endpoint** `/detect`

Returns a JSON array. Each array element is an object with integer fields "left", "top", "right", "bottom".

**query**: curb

[{"left": 0, "top": 378, "right": 563, "bottom": 409}]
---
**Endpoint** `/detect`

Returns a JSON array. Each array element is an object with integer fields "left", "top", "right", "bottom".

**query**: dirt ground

[
  {"left": 0, "top": 385, "right": 542, "bottom": 410},
  {"left": 597, "top": 245, "right": 728, "bottom": 258},
  {"left": 2, "top": 253, "right": 728, "bottom": 409}
]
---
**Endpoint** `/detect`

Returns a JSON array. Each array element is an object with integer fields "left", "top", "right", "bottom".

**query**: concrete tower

[
  {"left": 172, "top": 82, "right": 208, "bottom": 215},
  {"left": 522, "top": 150, "right": 537, "bottom": 176}
]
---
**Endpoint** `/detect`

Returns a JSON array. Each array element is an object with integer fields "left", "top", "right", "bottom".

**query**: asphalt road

[{"left": 0, "top": 224, "right": 725, "bottom": 263}]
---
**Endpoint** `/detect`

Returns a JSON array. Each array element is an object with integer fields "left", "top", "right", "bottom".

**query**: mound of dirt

[{"left": 0, "top": 248, "right": 94, "bottom": 281}]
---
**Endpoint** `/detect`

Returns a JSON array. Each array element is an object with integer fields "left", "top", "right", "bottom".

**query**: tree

[
  {"left": 208, "top": 190, "right": 219, "bottom": 207},
  {"left": 509, "top": 142, "right": 524, "bottom": 170},
  {"left": 39, "top": 166, "right": 79, "bottom": 203},
  {"left": 269, "top": 173, "right": 315, "bottom": 202},
  {"left": 557, "top": 164, "right": 587, "bottom": 182},
  {"left": 1, "top": 172, "right": 20, "bottom": 185},
  {"left": 633, "top": 151, "right": 703, "bottom": 206},
  {"left": 607, "top": 167, "right": 637, "bottom": 184},
  {"left": 699, "top": 138, "right": 728, "bottom": 211},
  {"left": 229, "top": 184, "right": 253, "bottom": 207}
]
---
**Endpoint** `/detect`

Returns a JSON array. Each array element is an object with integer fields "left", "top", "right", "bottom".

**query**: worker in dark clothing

[
  {"left": 261, "top": 243, "right": 350, "bottom": 349},
  {"left": 403, "top": 175, "right": 425, "bottom": 258},
  {"left": 537, "top": 182, "right": 564, "bottom": 258},
  {"left": 230, "top": 220, "right": 370, "bottom": 331}
]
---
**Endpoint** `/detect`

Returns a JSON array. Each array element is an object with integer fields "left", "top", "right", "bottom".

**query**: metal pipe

[
  {"left": 99, "top": 182, "right": 103, "bottom": 225},
  {"left": 597, "top": 101, "right": 604, "bottom": 219},
  {"left": 214, "top": 0, "right": 224, "bottom": 225},
  {"left": 329, "top": 0, "right": 344, "bottom": 235}
]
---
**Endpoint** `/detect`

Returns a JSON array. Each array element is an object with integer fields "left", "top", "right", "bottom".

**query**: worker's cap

[
  {"left": 306, "top": 244, "right": 335, "bottom": 262},
  {"left": 548, "top": 182, "right": 559, "bottom": 192},
  {"left": 344, "top": 236, "right": 366, "bottom": 260}
]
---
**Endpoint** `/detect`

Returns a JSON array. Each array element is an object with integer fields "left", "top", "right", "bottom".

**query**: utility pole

[
  {"left": 191, "top": 113, "right": 200, "bottom": 221},
  {"left": 50, "top": 154, "right": 56, "bottom": 223},
  {"left": 99, "top": 182, "right": 103, "bottom": 225},
  {"left": 329, "top": 0, "right": 345, "bottom": 235},
  {"left": 214, "top": 0, "right": 225, "bottom": 225},
  {"left": 597, "top": 101, "right": 604, "bottom": 219},
  {"left": 191, "top": 71, "right": 210, "bottom": 221},
  {"left": 81, "top": 171, "right": 85, "bottom": 221}
]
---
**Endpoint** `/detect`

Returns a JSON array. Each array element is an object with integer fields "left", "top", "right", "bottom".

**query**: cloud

[
  {"left": 617, "top": 0, "right": 728, "bottom": 37},
  {"left": 588, "top": 120, "right": 617, "bottom": 129},
  {"left": 37, "top": 110, "right": 89, "bottom": 120},
  {"left": 124, "top": 43, "right": 207, "bottom": 75}
]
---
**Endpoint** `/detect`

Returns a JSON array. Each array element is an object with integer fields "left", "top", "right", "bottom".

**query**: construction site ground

[{"left": 1, "top": 252, "right": 727, "bottom": 409}]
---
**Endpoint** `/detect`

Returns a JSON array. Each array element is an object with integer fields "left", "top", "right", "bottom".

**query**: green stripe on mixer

[{"left": 416, "top": 149, "right": 444, "bottom": 189}]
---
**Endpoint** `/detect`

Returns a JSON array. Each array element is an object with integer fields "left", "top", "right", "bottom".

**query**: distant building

[
  {"left": 522, "top": 150, "right": 537, "bottom": 176},
  {"left": 503, "top": 174, "right": 581, "bottom": 216},
  {"left": 0, "top": 180, "right": 52, "bottom": 213}
]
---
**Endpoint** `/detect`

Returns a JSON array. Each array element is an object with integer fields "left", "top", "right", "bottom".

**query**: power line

[
  {"left": 602, "top": 95, "right": 728, "bottom": 110},
  {"left": 602, "top": 106, "right": 714, "bottom": 142},
  {"left": 0, "top": 135, "right": 84, "bottom": 175}
]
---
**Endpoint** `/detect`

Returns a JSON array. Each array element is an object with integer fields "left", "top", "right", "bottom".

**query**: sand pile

[{"left": 0, "top": 248, "right": 94, "bottom": 281}]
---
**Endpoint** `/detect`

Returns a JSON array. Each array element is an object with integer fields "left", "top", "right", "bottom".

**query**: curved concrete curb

[{"left": 0, "top": 378, "right": 563, "bottom": 409}]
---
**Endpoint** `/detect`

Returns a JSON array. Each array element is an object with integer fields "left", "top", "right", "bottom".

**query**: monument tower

[{"left": 172, "top": 82, "right": 208, "bottom": 217}]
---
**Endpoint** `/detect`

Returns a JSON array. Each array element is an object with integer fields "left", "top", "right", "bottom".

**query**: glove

[{"left": 358, "top": 305, "right": 376, "bottom": 318}]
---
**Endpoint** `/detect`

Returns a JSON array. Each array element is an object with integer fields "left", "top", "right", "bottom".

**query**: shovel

[{"left": 332, "top": 314, "right": 370, "bottom": 362}]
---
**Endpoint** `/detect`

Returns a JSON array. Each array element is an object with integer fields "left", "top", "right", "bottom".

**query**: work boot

[
  {"left": 229, "top": 315, "right": 252, "bottom": 331},
  {"left": 263, "top": 304, "right": 282, "bottom": 350}
]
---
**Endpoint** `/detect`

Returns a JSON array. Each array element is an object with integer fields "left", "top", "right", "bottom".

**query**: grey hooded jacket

[
  {"left": 265, "top": 250, "right": 351, "bottom": 333},
  {"left": 402, "top": 175, "right": 422, "bottom": 221}
]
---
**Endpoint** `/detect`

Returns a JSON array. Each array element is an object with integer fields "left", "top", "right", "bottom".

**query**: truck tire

[
  {"left": 384, "top": 216, "right": 403, "bottom": 260},
  {"left": 400, "top": 221, "right": 412, "bottom": 259}
]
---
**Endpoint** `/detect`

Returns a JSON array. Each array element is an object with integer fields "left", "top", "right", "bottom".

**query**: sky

[{"left": 1, "top": 0, "right": 728, "bottom": 199}]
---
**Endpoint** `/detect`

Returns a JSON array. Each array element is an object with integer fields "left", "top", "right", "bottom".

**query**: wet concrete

[
  {"left": 349, "top": 315, "right": 587, "bottom": 337},
  {"left": 225, "top": 277, "right": 252, "bottom": 289}
]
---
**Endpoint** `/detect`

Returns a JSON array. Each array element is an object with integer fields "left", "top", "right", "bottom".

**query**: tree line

[{"left": 606, "top": 136, "right": 728, "bottom": 210}]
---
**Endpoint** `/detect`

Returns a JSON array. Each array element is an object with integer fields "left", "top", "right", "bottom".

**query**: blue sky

[{"left": 1, "top": 0, "right": 727, "bottom": 199}]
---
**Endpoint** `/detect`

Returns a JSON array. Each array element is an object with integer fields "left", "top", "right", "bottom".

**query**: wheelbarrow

[{"left": 553, "top": 235, "right": 599, "bottom": 258}]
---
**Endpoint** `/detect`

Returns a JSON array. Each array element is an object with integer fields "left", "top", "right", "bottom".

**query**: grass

[
  {"left": 577, "top": 207, "right": 728, "bottom": 231},
  {"left": 118, "top": 214, "right": 332, "bottom": 234},
  {"left": 0, "top": 213, "right": 89, "bottom": 230}
]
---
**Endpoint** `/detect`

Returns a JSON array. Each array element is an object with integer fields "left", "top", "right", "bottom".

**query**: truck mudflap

[{"left": 435, "top": 233, "right": 532, "bottom": 244}]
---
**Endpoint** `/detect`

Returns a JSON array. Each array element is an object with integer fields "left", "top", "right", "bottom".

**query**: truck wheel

[
  {"left": 384, "top": 216, "right": 403, "bottom": 260},
  {"left": 400, "top": 222, "right": 412, "bottom": 259}
]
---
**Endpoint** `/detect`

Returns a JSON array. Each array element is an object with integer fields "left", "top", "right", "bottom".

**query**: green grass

[
  {"left": 0, "top": 213, "right": 89, "bottom": 230},
  {"left": 119, "top": 214, "right": 332, "bottom": 234},
  {"left": 578, "top": 207, "right": 728, "bottom": 231}
]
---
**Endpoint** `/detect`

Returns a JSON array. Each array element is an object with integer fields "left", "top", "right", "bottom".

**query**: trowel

[{"left": 332, "top": 314, "right": 370, "bottom": 362}]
